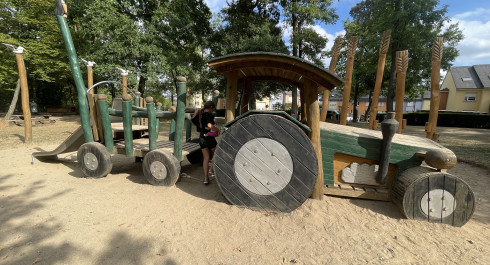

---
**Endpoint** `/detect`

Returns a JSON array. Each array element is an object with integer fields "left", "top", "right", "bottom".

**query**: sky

[{"left": 204, "top": 0, "right": 490, "bottom": 69}]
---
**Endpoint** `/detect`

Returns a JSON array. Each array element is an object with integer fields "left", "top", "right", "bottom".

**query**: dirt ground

[{"left": 0, "top": 116, "right": 489, "bottom": 264}]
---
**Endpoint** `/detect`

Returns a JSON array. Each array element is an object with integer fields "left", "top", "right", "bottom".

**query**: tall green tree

[
  {"left": 210, "top": 0, "right": 289, "bottom": 107},
  {"left": 0, "top": 0, "right": 72, "bottom": 111},
  {"left": 280, "top": 0, "right": 338, "bottom": 116},
  {"left": 346, "top": 0, "right": 463, "bottom": 113}
]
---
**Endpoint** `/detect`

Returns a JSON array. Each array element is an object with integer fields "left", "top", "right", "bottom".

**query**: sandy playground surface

[{"left": 0, "top": 116, "right": 489, "bottom": 264}]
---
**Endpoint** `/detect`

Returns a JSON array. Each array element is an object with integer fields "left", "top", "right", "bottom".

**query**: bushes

[{"left": 378, "top": 112, "right": 490, "bottom": 129}]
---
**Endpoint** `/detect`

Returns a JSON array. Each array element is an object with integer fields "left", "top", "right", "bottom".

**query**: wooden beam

[
  {"left": 426, "top": 37, "right": 444, "bottom": 140},
  {"left": 340, "top": 36, "right": 358, "bottom": 125},
  {"left": 225, "top": 71, "right": 239, "bottom": 123},
  {"left": 321, "top": 36, "right": 343, "bottom": 121},
  {"left": 304, "top": 78, "right": 324, "bottom": 200},
  {"left": 395, "top": 50, "right": 408, "bottom": 134},
  {"left": 247, "top": 76, "right": 301, "bottom": 88},
  {"left": 15, "top": 53, "right": 32, "bottom": 144},
  {"left": 369, "top": 30, "right": 391, "bottom": 130},
  {"left": 214, "top": 61, "right": 338, "bottom": 92}
]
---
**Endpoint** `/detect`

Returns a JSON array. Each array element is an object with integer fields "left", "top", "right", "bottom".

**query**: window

[
  {"left": 365, "top": 102, "right": 369, "bottom": 106},
  {"left": 287, "top": 97, "right": 292, "bottom": 103},
  {"left": 464, "top": 93, "right": 477, "bottom": 102},
  {"left": 378, "top": 102, "right": 384, "bottom": 107},
  {"left": 461, "top": 77, "right": 473, "bottom": 82}
]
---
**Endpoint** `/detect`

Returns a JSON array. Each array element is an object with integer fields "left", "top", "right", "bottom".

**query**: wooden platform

[
  {"left": 324, "top": 183, "right": 391, "bottom": 201},
  {"left": 114, "top": 138, "right": 200, "bottom": 158},
  {"left": 319, "top": 122, "right": 445, "bottom": 150}
]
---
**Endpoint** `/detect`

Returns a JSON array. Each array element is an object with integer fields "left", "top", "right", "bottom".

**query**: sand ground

[{"left": 0, "top": 117, "right": 489, "bottom": 264}]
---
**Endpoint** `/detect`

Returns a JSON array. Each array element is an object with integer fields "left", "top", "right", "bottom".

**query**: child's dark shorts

[{"left": 199, "top": 136, "right": 217, "bottom": 149}]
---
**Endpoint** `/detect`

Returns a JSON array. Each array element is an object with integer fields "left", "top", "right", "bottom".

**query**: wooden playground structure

[{"left": 32, "top": 0, "right": 475, "bottom": 227}]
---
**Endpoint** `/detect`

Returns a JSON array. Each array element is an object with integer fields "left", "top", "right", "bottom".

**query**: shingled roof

[{"left": 450, "top": 65, "right": 490, "bottom": 89}]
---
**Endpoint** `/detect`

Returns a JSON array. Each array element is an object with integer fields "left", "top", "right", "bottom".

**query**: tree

[
  {"left": 210, "top": 0, "right": 289, "bottom": 108},
  {"left": 280, "top": 0, "right": 338, "bottom": 116},
  {"left": 347, "top": 0, "right": 463, "bottom": 112},
  {"left": 0, "top": 0, "right": 72, "bottom": 111}
]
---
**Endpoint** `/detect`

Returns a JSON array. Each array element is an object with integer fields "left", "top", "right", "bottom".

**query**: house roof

[
  {"left": 450, "top": 65, "right": 490, "bottom": 89},
  {"left": 208, "top": 52, "right": 344, "bottom": 94}
]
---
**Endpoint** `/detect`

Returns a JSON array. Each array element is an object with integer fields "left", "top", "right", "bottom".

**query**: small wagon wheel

[
  {"left": 392, "top": 166, "right": 475, "bottom": 227},
  {"left": 77, "top": 142, "right": 112, "bottom": 178},
  {"left": 143, "top": 149, "right": 181, "bottom": 186}
]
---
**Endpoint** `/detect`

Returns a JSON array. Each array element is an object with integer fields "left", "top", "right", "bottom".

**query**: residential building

[{"left": 442, "top": 64, "right": 490, "bottom": 113}]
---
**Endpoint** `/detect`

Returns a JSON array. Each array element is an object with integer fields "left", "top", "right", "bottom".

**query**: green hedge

[{"left": 377, "top": 112, "right": 490, "bottom": 129}]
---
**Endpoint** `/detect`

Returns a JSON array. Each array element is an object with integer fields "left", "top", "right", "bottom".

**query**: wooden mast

[
  {"left": 426, "top": 37, "right": 444, "bottom": 140},
  {"left": 369, "top": 30, "right": 391, "bottom": 130},
  {"left": 304, "top": 78, "right": 324, "bottom": 200},
  {"left": 340, "top": 36, "right": 358, "bottom": 125},
  {"left": 395, "top": 50, "right": 408, "bottom": 134},
  {"left": 14, "top": 47, "right": 32, "bottom": 144},
  {"left": 320, "top": 36, "right": 343, "bottom": 121}
]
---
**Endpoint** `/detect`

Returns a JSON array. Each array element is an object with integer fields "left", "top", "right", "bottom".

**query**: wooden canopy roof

[{"left": 208, "top": 52, "right": 344, "bottom": 94}]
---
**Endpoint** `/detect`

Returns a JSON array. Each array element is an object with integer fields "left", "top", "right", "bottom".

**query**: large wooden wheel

[
  {"left": 392, "top": 166, "right": 475, "bottom": 227},
  {"left": 143, "top": 149, "right": 181, "bottom": 186},
  {"left": 77, "top": 142, "right": 112, "bottom": 178},
  {"left": 214, "top": 114, "right": 318, "bottom": 212}
]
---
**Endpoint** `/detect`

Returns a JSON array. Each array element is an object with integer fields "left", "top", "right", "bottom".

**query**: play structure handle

[{"left": 376, "top": 112, "right": 399, "bottom": 184}]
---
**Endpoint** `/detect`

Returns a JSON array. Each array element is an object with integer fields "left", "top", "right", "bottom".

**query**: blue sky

[{"left": 205, "top": 0, "right": 490, "bottom": 69}]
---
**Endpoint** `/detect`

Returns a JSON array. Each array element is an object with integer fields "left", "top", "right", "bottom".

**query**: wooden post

[
  {"left": 369, "top": 30, "right": 391, "bottom": 130},
  {"left": 122, "top": 94, "right": 133, "bottom": 156},
  {"left": 96, "top": 94, "right": 114, "bottom": 153},
  {"left": 174, "top": 76, "right": 187, "bottom": 161},
  {"left": 320, "top": 36, "right": 343, "bottom": 121},
  {"left": 395, "top": 50, "right": 408, "bottom": 134},
  {"left": 83, "top": 59, "right": 99, "bottom": 141},
  {"left": 340, "top": 36, "right": 358, "bottom": 125},
  {"left": 304, "top": 78, "right": 324, "bottom": 200},
  {"left": 225, "top": 71, "right": 239, "bottom": 123},
  {"left": 426, "top": 37, "right": 444, "bottom": 140},
  {"left": 14, "top": 49, "right": 32, "bottom": 144},
  {"left": 119, "top": 68, "right": 130, "bottom": 95},
  {"left": 146, "top": 97, "right": 157, "bottom": 151},
  {"left": 240, "top": 78, "right": 252, "bottom": 114}
]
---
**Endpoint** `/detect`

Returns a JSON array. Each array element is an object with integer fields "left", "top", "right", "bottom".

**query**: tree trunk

[
  {"left": 138, "top": 76, "right": 147, "bottom": 95},
  {"left": 291, "top": 11, "right": 299, "bottom": 117},
  {"left": 249, "top": 84, "right": 256, "bottom": 110},
  {"left": 353, "top": 82, "right": 359, "bottom": 122},
  {"left": 387, "top": 44, "right": 398, "bottom": 112},
  {"left": 4, "top": 79, "right": 21, "bottom": 120},
  {"left": 365, "top": 91, "right": 372, "bottom": 120}
]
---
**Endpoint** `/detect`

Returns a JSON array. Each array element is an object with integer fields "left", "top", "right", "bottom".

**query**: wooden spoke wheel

[
  {"left": 143, "top": 149, "right": 181, "bottom": 186},
  {"left": 392, "top": 166, "right": 475, "bottom": 227},
  {"left": 214, "top": 114, "right": 318, "bottom": 212},
  {"left": 77, "top": 142, "right": 112, "bottom": 178}
]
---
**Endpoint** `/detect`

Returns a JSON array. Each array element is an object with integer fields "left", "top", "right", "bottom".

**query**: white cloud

[{"left": 449, "top": 9, "right": 490, "bottom": 66}]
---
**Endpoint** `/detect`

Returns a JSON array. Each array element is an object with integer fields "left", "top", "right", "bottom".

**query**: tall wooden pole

[
  {"left": 304, "top": 78, "right": 323, "bottom": 200},
  {"left": 395, "top": 50, "right": 408, "bottom": 134},
  {"left": 320, "top": 36, "right": 343, "bottom": 121},
  {"left": 225, "top": 71, "right": 239, "bottom": 123},
  {"left": 13, "top": 48, "right": 32, "bottom": 144},
  {"left": 119, "top": 68, "right": 130, "bottom": 95},
  {"left": 369, "top": 30, "right": 391, "bottom": 130},
  {"left": 83, "top": 59, "right": 98, "bottom": 140},
  {"left": 426, "top": 37, "right": 444, "bottom": 140},
  {"left": 340, "top": 36, "right": 358, "bottom": 125}
]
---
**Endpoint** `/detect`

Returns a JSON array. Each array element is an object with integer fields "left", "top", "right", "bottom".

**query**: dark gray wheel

[
  {"left": 77, "top": 142, "right": 112, "bottom": 178},
  {"left": 214, "top": 114, "right": 318, "bottom": 212},
  {"left": 392, "top": 166, "right": 475, "bottom": 227},
  {"left": 143, "top": 149, "right": 180, "bottom": 186}
]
